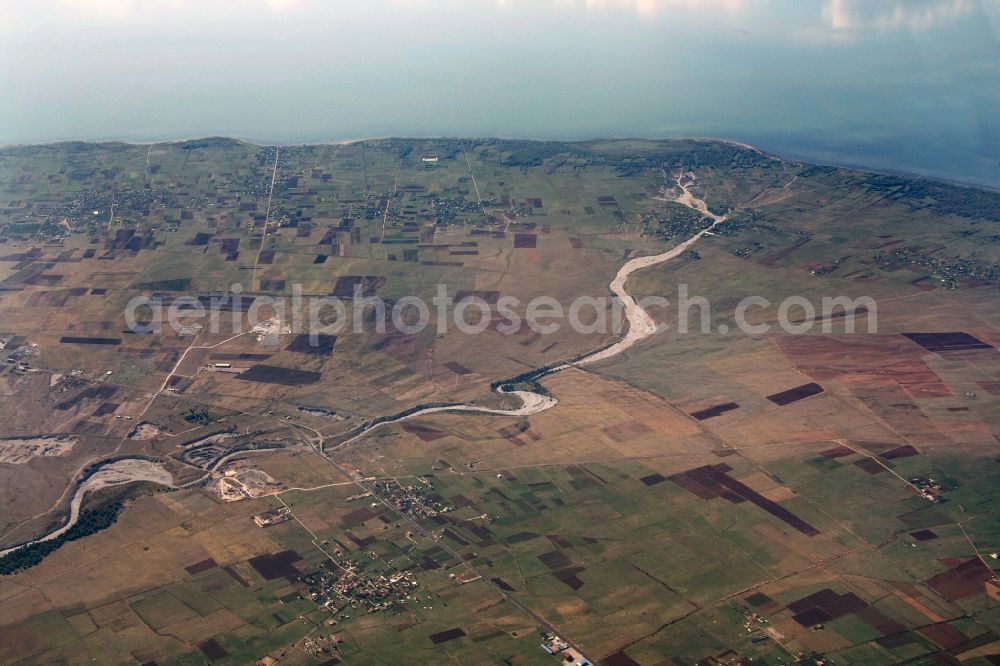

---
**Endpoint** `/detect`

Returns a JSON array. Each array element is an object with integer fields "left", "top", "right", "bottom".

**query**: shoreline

[{"left": 0, "top": 134, "right": 995, "bottom": 192}]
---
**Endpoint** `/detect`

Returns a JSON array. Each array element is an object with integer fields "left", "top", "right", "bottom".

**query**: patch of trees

[
  {"left": 491, "top": 140, "right": 581, "bottom": 168},
  {"left": 377, "top": 139, "right": 464, "bottom": 163},
  {"left": 178, "top": 137, "right": 244, "bottom": 151},
  {"left": 0, "top": 483, "right": 158, "bottom": 575},
  {"left": 475, "top": 138, "right": 772, "bottom": 174},
  {"left": 332, "top": 401, "right": 464, "bottom": 445},
  {"left": 492, "top": 364, "right": 562, "bottom": 394},
  {"left": 795, "top": 165, "right": 840, "bottom": 179},
  {"left": 184, "top": 409, "right": 214, "bottom": 424},
  {"left": 910, "top": 181, "right": 1000, "bottom": 222},
  {"left": 797, "top": 164, "right": 1000, "bottom": 222}
]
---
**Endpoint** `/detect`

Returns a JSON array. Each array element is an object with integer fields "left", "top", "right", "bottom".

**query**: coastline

[{"left": 0, "top": 134, "right": 995, "bottom": 192}]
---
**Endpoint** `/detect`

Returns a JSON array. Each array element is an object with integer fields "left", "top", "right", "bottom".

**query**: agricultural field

[{"left": 0, "top": 138, "right": 999, "bottom": 664}]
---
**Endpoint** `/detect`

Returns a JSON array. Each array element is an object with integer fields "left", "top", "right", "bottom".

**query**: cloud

[
  {"left": 822, "top": 0, "right": 978, "bottom": 31},
  {"left": 557, "top": 0, "right": 743, "bottom": 16},
  {"left": 56, "top": 0, "right": 138, "bottom": 19},
  {"left": 4, "top": 0, "right": 746, "bottom": 24},
  {"left": 390, "top": 0, "right": 746, "bottom": 16},
  {"left": 20, "top": 0, "right": 307, "bottom": 21}
]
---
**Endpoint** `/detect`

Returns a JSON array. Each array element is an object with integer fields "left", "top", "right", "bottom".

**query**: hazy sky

[{"left": 1, "top": 0, "right": 998, "bottom": 184}]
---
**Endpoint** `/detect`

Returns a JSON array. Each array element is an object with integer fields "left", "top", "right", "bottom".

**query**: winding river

[
  {"left": 1, "top": 172, "right": 726, "bottom": 557},
  {"left": 333, "top": 172, "right": 729, "bottom": 448},
  {"left": 0, "top": 458, "right": 174, "bottom": 557}
]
